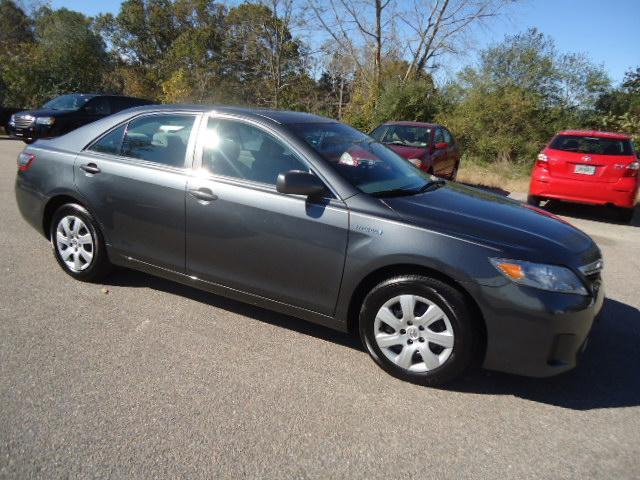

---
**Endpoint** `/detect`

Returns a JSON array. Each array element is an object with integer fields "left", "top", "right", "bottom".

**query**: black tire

[
  {"left": 50, "top": 203, "right": 111, "bottom": 282},
  {"left": 23, "top": 138, "right": 36, "bottom": 144},
  {"left": 359, "top": 275, "right": 480, "bottom": 387},
  {"left": 527, "top": 194, "right": 542, "bottom": 207},
  {"left": 616, "top": 207, "right": 635, "bottom": 224}
]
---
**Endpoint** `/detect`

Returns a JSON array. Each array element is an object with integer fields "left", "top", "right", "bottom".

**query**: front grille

[{"left": 14, "top": 115, "right": 34, "bottom": 129}]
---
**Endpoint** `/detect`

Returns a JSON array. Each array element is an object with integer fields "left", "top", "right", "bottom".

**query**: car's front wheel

[
  {"left": 359, "top": 275, "right": 479, "bottom": 387},
  {"left": 50, "top": 203, "right": 111, "bottom": 281}
]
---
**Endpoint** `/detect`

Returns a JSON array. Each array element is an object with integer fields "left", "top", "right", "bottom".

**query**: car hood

[
  {"left": 384, "top": 182, "right": 599, "bottom": 267},
  {"left": 385, "top": 144, "right": 428, "bottom": 159},
  {"left": 14, "top": 108, "right": 73, "bottom": 118}
]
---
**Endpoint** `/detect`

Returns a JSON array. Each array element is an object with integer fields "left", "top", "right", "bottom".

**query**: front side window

[
  {"left": 84, "top": 97, "right": 111, "bottom": 115},
  {"left": 88, "top": 124, "right": 126, "bottom": 155},
  {"left": 201, "top": 118, "right": 308, "bottom": 185},
  {"left": 433, "top": 128, "right": 444, "bottom": 144},
  {"left": 550, "top": 135, "right": 633, "bottom": 156},
  {"left": 122, "top": 114, "right": 196, "bottom": 168},
  {"left": 289, "top": 122, "right": 434, "bottom": 197}
]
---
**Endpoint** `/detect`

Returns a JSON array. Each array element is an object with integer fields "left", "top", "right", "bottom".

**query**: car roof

[
  {"left": 120, "top": 104, "right": 335, "bottom": 125},
  {"left": 557, "top": 130, "right": 631, "bottom": 140},
  {"left": 380, "top": 121, "right": 439, "bottom": 128}
]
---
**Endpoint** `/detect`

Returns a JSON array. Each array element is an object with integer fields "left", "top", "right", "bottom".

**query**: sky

[{"left": 51, "top": 0, "right": 639, "bottom": 85}]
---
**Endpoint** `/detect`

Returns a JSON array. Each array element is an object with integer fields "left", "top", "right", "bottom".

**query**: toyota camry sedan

[{"left": 15, "top": 105, "right": 604, "bottom": 386}]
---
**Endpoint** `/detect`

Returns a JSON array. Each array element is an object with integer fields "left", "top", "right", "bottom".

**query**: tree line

[{"left": 1, "top": 0, "right": 638, "bottom": 167}]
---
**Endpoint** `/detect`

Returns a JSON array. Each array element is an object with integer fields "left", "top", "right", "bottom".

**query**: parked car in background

[
  {"left": 528, "top": 130, "right": 639, "bottom": 223},
  {"left": 7, "top": 93, "right": 153, "bottom": 143},
  {"left": 370, "top": 121, "right": 460, "bottom": 180},
  {"left": 15, "top": 105, "right": 604, "bottom": 386}
]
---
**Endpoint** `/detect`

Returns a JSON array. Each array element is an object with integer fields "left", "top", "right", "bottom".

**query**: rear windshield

[{"left": 549, "top": 135, "right": 633, "bottom": 156}]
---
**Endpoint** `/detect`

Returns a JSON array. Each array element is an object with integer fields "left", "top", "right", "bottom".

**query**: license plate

[
  {"left": 574, "top": 164, "right": 596, "bottom": 175},
  {"left": 14, "top": 132, "right": 23, "bottom": 137}
]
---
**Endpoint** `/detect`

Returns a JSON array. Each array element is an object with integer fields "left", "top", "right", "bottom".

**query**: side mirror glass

[
  {"left": 276, "top": 170, "right": 325, "bottom": 197},
  {"left": 434, "top": 141, "right": 449, "bottom": 150}
]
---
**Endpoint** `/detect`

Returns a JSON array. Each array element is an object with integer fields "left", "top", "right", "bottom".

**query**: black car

[{"left": 7, "top": 93, "right": 153, "bottom": 143}]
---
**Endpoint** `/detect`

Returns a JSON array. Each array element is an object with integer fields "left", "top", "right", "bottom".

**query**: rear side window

[
  {"left": 88, "top": 125, "right": 126, "bottom": 155},
  {"left": 550, "top": 135, "right": 633, "bottom": 156},
  {"left": 442, "top": 128, "right": 453, "bottom": 144},
  {"left": 121, "top": 114, "right": 196, "bottom": 168}
]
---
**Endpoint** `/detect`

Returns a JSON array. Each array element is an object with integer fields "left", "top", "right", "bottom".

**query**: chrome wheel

[
  {"left": 374, "top": 294, "right": 454, "bottom": 372},
  {"left": 55, "top": 215, "right": 94, "bottom": 272}
]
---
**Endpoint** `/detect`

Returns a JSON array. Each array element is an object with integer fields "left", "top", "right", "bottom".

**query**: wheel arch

[
  {"left": 346, "top": 264, "right": 487, "bottom": 361},
  {"left": 42, "top": 193, "right": 101, "bottom": 241}
]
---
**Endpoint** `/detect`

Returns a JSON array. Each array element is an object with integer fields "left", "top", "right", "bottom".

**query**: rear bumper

[
  {"left": 15, "top": 174, "right": 47, "bottom": 237},
  {"left": 465, "top": 278, "right": 604, "bottom": 378},
  {"left": 530, "top": 170, "right": 639, "bottom": 208}
]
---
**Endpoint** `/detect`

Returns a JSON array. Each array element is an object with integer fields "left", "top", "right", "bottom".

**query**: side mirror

[
  {"left": 277, "top": 170, "right": 326, "bottom": 196},
  {"left": 434, "top": 141, "right": 449, "bottom": 150}
]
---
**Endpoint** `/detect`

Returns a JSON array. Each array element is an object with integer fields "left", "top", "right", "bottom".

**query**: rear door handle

[
  {"left": 188, "top": 188, "right": 218, "bottom": 202},
  {"left": 80, "top": 163, "right": 101, "bottom": 174}
]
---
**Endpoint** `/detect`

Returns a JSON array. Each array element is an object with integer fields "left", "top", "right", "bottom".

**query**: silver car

[{"left": 15, "top": 105, "right": 604, "bottom": 386}]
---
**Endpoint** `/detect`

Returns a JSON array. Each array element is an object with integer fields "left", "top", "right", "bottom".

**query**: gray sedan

[{"left": 14, "top": 105, "right": 604, "bottom": 386}]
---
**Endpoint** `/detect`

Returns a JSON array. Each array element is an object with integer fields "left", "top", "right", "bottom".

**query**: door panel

[
  {"left": 74, "top": 152, "right": 188, "bottom": 271},
  {"left": 186, "top": 178, "right": 349, "bottom": 315}
]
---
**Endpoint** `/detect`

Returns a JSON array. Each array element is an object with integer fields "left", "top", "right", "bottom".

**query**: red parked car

[
  {"left": 529, "top": 130, "right": 639, "bottom": 223},
  {"left": 370, "top": 121, "right": 460, "bottom": 180}
]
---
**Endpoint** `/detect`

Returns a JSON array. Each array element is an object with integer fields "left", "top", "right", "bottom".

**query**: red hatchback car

[
  {"left": 370, "top": 121, "right": 460, "bottom": 180},
  {"left": 529, "top": 130, "right": 639, "bottom": 223}
]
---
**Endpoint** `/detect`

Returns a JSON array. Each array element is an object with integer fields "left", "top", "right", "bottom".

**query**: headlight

[
  {"left": 9, "top": 115, "right": 16, "bottom": 126},
  {"left": 407, "top": 158, "right": 422, "bottom": 168},
  {"left": 35, "top": 117, "right": 55, "bottom": 125},
  {"left": 490, "top": 258, "right": 588, "bottom": 295}
]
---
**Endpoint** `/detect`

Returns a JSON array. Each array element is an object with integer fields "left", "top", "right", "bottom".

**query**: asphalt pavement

[{"left": 1, "top": 138, "right": 639, "bottom": 479}]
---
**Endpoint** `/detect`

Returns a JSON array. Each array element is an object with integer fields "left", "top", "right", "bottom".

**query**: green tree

[{"left": 438, "top": 29, "right": 611, "bottom": 166}]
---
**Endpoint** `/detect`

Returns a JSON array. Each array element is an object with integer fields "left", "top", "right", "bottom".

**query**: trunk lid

[{"left": 544, "top": 134, "right": 635, "bottom": 183}]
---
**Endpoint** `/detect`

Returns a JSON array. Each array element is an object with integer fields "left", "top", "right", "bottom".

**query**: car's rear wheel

[
  {"left": 527, "top": 194, "right": 543, "bottom": 207},
  {"left": 450, "top": 163, "right": 459, "bottom": 181},
  {"left": 359, "top": 275, "right": 479, "bottom": 387},
  {"left": 50, "top": 204, "right": 111, "bottom": 281}
]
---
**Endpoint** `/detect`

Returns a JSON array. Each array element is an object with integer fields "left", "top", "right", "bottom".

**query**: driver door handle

[
  {"left": 80, "top": 163, "right": 101, "bottom": 174},
  {"left": 189, "top": 188, "right": 218, "bottom": 202}
]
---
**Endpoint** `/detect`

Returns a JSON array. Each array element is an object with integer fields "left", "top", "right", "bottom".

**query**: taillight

[
  {"left": 623, "top": 161, "right": 639, "bottom": 178},
  {"left": 536, "top": 153, "right": 548, "bottom": 168},
  {"left": 17, "top": 152, "right": 35, "bottom": 171}
]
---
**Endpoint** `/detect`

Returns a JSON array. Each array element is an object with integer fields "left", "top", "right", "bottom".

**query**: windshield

[
  {"left": 288, "top": 122, "right": 435, "bottom": 196},
  {"left": 42, "top": 94, "right": 94, "bottom": 111},
  {"left": 550, "top": 135, "right": 633, "bottom": 156},
  {"left": 371, "top": 124, "right": 431, "bottom": 148}
]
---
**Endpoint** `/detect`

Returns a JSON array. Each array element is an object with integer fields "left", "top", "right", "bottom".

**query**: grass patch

[{"left": 457, "top": 156, "right": 531, "bottom": 193}]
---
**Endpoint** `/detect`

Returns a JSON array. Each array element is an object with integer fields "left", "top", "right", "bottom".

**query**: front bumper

[
  {"left": 530, "top": 170, "right": 638, "bottom": 209},
  {"left": 465, "top": 278, "right": 604, "bottom": 377},
  {"left": 6, "top": 124, "right": 56, "bottom": 141}
]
